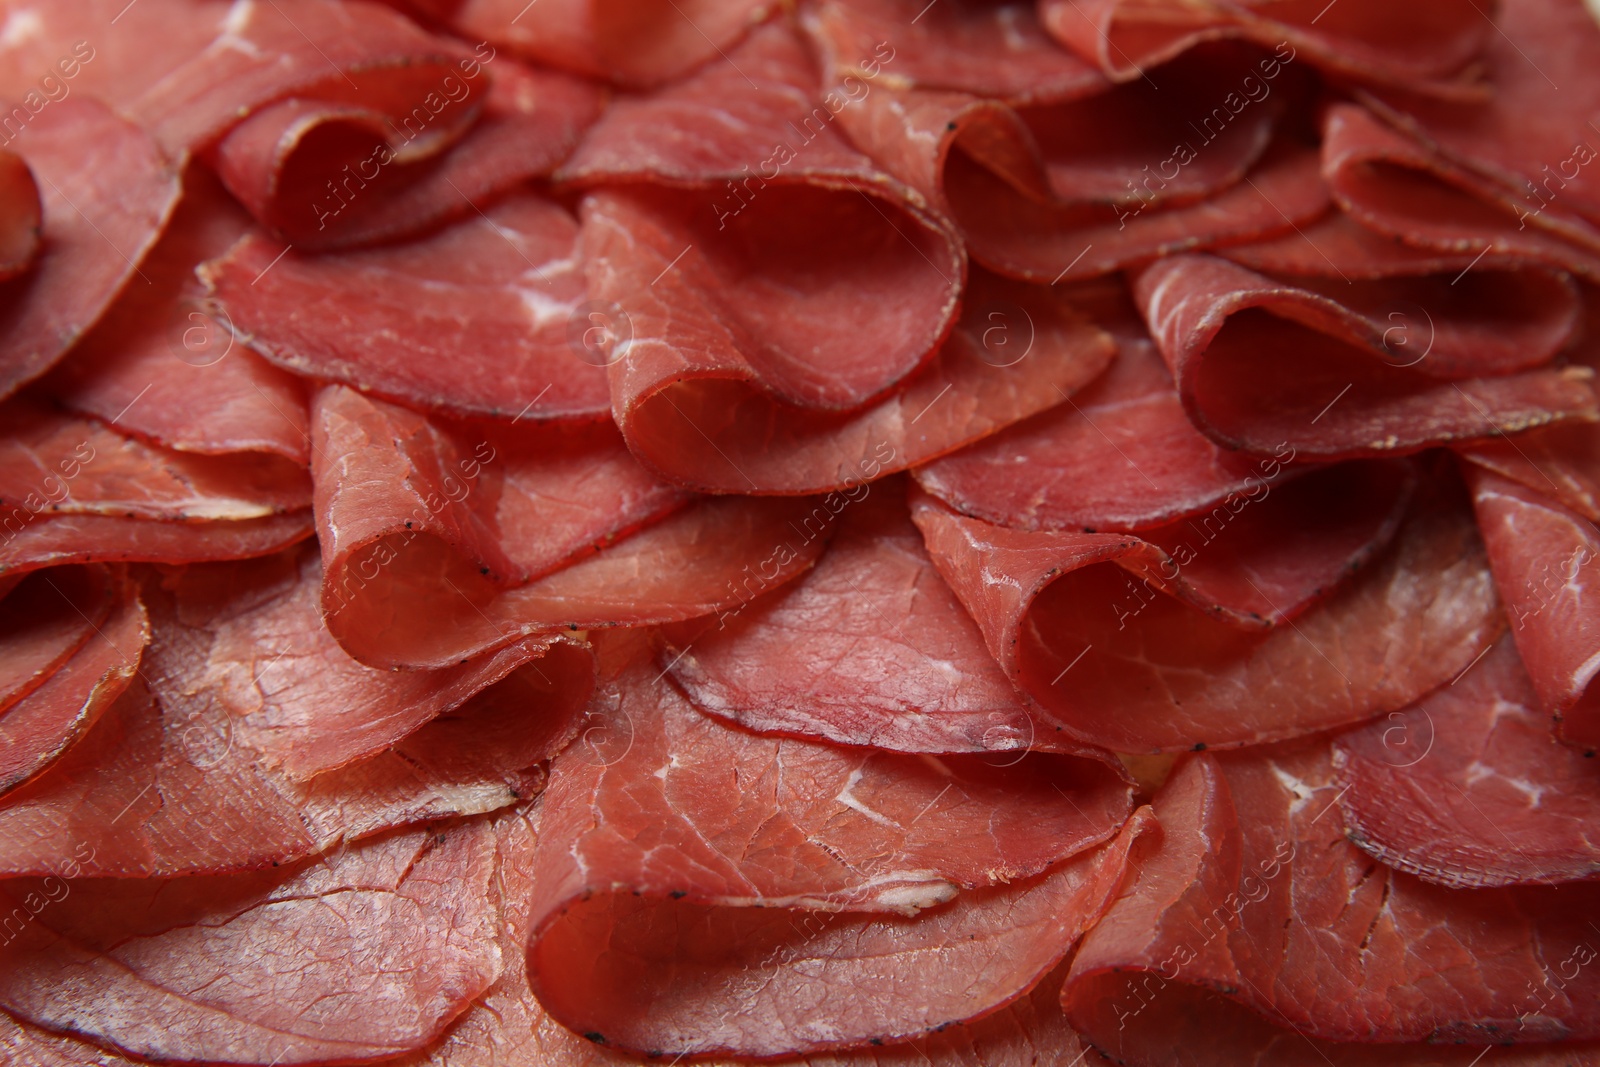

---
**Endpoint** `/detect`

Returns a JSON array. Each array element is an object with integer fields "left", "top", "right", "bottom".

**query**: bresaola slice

[
  {"left": 0, "top": 149, "right": 40, "bottom": 282},
  {"left": 312, "top": 385, "right": 831, "bottom": 668},
  {"left": 1322, "top": 102, "right": 1600, "bottom": 285},
  {"left": 1134, "top": 253, "right": 1598, "bottom": 460},
  {"left": 914, "top": 287, "right": 1308, "bottom": 533},
  {"left": 46, "top": 167, "right": 311, "bottom": 463},
  {"left": 1038, "top": 0, "right": 1490, "bottom": 94},
  {"left": 1468, "top": 467, "right": 1600, "bottom": 749},
  {"left": 1063, "top": 744, "right": 1600, "bottom": 1061},
  {"left": 524, "top": 630, "right": 1142, "bottom": 1058},
  {"left": 0, "top": 98, "right": 180, "bottom": 400},
  {"left": 804, "top": 0, "right": 1107, "bottom": 104},
  {"left": 0, "top": 823, "right": 501, "bottom": 1066},
  {"left": 1360, "top": 0, "right": 1600, "bottom": 231},
  {"left": 1334, "top": 634, "right": 1600, "bottom": 888},
  {"left": 911, "top": 468, "right": 1499, "bottom": 752},
  {"left": 209, "top": 57, "right": 602, "bottom": 249},
  {"left": 557, "top": 21, "right": 963, "bottom": 412},
  {"left": 830, "top": 43, "right": 1326, "bottom": 284},
  {"left": 659, "top": 479, "right": 1071, "bottom": 754},
  {"left": 391, "top": 806, "right": 1112, "bottom": 1067},
  {"left": 208, "top": 192, "right": 611, "bottom": 421},
  {"left": 0, "top": 569, "right": 145, "bottom": 796},
  {"left": 594, "top": 262, "right": 1114, "bottom": 493},
  {"left": 0, "top": 511, "right": 314, "bottom": 580},
  {"left": 0, "top": 566, "right": 110, "bottom": 713},
  {"left": 0, "top": 554, "right": 589, "bottom": 878},
  {"left": 443, "top": 0, "right": 771, "bottom": 89}
]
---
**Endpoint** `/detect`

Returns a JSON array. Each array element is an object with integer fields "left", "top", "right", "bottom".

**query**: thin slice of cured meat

[
  {"left": 1219, "top": 207, "right": 1585, "bottom": 376},
  {"left": 525, "top": 630, "right": 1142, "bottom": 1057},
  {"left": 911, "top": 469, "right": 1500, "bottom": 752},
  {"left": 1469, "top": 466, "right": 1600, "bottom": 750},
  {"left": 0, "top": 510, "right": 314, "bottom": 581},
  {"left": 1134, "top": 253, "right": 1599, "bottom": 460},
  {"left": 313, "top": 386, "right": 832, "bottom": 668},
  {"left": 1334, "top": 634, "right": 1600, "bottom": 888},
  {"left": 0, "top": 149, "right": 40, "bottom": 282},
  {"left": 832, "top": 43, "right": 1327, "bottom": 283},
  {"left": 0, "top": 566, "right": 110, "bottom": 713},
  {"left": 659, "top": 478, "right": 1076, "bottom": 753},
  {"left": 1322, "top": 102, "right": 1600, "bottom": 285},
  {"left": 210, "top": 56, "right": 603, "bottom": 249},
  {"left": 0, "top": 98, "right": 179, "bottom": 400},
  {"left": 442, "top": 0, "right": 772, "bottom": 89},
  {"left": 1361, "top": 0, "right": 1600, "bottom": 231},
  {"left": 131, "top": 0, "right": 476, "bottom": 157},
  {"left": 1063, "top": 743, "right": 1600, "bottom": 1061},
  {"left": 558, "top": 21, "right": 963, "bottom": 410},
  {"left": 0, "top": 569, "right": 145, "bottom": 796},
  {"left": 914, "top": 284, "right": 1309, "bottom": 532},
  {"left": 1460, "top": 285, "right": 1600, "bottom": 524},
  {"left": 399, "top": 806, "right": 1108, "bottom": 1067},
  {"left": 804, "top": 0, "right": 1107, "bottom": 104},
  {"left": 45, "top": 167, "right": 310, "bottom": 462},
  {"left": 0, "top": 822, "right": 501, "bottom": 1066},
  {"left": 0, "top": 556, "right": 586, "bottom": 878},
  {"left": 0, "top": 397, "right": 310, "bottom": 522},
  {"left": 207, "top": 191, "right": 611, "bottom": 421},
  {"left": 596, "top": 259, "right": 1114, "bottom": 493},
  {"left": 171, "top": 544, "right": 595, "bottom": 779},
  {"left": 1038, "top": 0, "right": 1491, "bottom": 94}
]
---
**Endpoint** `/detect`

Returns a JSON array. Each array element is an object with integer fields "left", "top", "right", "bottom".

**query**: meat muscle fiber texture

[
  {"left": 1334, "top": 633, "right": 1600, "bottom": 888},
  {"left": 0, "top": 823, "right": 501, "bottom": 1065},
  {"left": 0, "top": 553, "right": 586, "bottom": 878},
  {"left": 660, "top": 478, "right": 1079, "bottom": 754},
  {"left": 522, "top": 630, "right": 1142, "bottom": 1057},
  {"left": 911, "top": 472, "right": 1501, "bottom": 752},
  {"left": 1064, "top": 743, "right": 1600, "bottom": 1060}
]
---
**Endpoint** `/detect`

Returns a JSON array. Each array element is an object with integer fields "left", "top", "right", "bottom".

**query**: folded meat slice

[
  {"left": 914, "top": 284, "right": 1309, "bottom": 532},
  {"left": 524, "top": 630, "right": 1141, "bottom": 1056},
  {"left": 1038, "top": 0, "right": 1490, "bottom": 94},
  {"left": 0, "top": 569, "right": 146, "bottom": 796},
  {"left": 0, "top": 554, "right": 587, "bottom": 877},
  {"left": 1322, "top": 102, "right": 1600, "bottom": 285},
  {"left": 1064, "top": 743, "right": 1600, "bottom": 1061},
  {"left": 912, "top": 469, "right": 1499, "bottom": 752},
  {"left": 0, "top": 823, "right": 501, "bottom": 1065},
  {"left": 0, "top": 149, "right": 40, "bottom": 283},
  {"left": 833, "top": 43, "right": 1326, "bottom": 284},
  {"left": 1469, "top": 467, "right": 1600, "bottom": 749},
  {"left": 313, "top": 385, "right": 829, "bottom": 667},
  {"left": 1360, "top": 0, "right": 1600, "bottom": 233},
  {"left": 0, "top": 98, "right": 180, "bottom": 400},
  {"left": 1334, "top": 634, "right": 1600, "bottom": 888},
  {"left": 0, "top": 566, "right": 110, "bottom": 714},
  {"left": 1220, "top": 208, "right": 1584, "bottom": 377},
  {"left": 558, "top": 20, "right": 963, "bottom": 413},
  {"left": 0, "top": 397, "right": 310, "bottom": 522},
  {"left": 805, "top": 0, "right": 1106, "bottom": 104},
  {"left": 386, "top": 805, "right": 1110, "bottom": 1067},
  {"left": 0, "top": 511, "right": 313, "bottom": 581},
  {"left": 598, "top": 260, "right": 1114, "bottom": 493},
  {"left": 660, "top": 479, "right": 1075, "bottom": 753},
  {"left": 208, "top": 57, "right": 602, "bottom": 249},
  {"left": 1134, "top": 253, "right": 1598, "bottom": 460},
  {"left": 207, "top": 192, "right": 610, "bottom": 421},
  {"left": 46, "top": 167, "right": 310, "bottom": 462},
  {"left": 443, "top": 0, "right": 771, "bottom": 88}
]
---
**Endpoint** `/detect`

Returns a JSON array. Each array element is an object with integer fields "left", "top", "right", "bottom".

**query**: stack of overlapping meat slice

[{"left": 1, "top": 0, "right": 1598, "bottom": 1062}]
